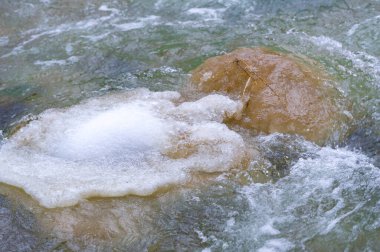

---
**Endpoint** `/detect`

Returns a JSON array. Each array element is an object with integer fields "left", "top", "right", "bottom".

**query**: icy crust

[{"left": 0, "top": 89, "right": 245, "bottom": 208}]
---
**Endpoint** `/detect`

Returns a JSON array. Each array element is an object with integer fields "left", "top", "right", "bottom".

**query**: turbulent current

[{"left": 0, "top": 0, "right": 379, "bottom": 251}]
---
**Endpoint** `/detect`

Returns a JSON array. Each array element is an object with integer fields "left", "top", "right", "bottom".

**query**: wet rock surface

[
  {"left": 254, "top": 134, "right": 318, "bottom": 181},
  {"left": 345, "top": 121, "right": 380, "bottom": 167},
  {"left": 0, "top": 194, "right": 40, "bottom": 252},
  {"left": 190, "top": 47, "right": 351, "bottom": 145},
  {"left": 0, "top": 96, "right": 27, "bottom": 131},
  {"left": 0, "top": 194, "right": 68, "bottom": 252}
]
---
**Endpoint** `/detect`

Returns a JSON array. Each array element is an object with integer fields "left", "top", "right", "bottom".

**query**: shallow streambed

[{"left": 0, "top": 0, "right": 379, "bottom": 251}]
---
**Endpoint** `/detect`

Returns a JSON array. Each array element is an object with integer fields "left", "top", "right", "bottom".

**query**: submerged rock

[
  {"left": 0, "top": 96, "right": 27, "bottom": 131},
  {"left": 0, "top": 194, "right": 39, "bottom": 252},
  {"left": 190, "top": 47, "right": 351, "bottom": 145},
  {"left": 0, "top": 193, "right": 69, "bottom": 251}
]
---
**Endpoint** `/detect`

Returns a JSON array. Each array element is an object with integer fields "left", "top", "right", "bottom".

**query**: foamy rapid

[
  {"left": 236, "top": 145, "right": 380, "bottom": 251},
  {"left": 0, "top": 89, "right": 246, "bottom": 208}
]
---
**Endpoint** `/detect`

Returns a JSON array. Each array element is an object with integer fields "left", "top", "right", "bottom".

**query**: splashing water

[{"left": 0, "top": 0, "right": 379, "bottom": 251}]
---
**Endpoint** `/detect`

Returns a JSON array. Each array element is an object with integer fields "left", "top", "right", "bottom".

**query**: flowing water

[{"left": 0, "top": 0, "right": 379, "bottom": 251}]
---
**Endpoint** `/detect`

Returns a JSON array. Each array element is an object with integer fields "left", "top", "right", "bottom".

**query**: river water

[{"left": 0, "top": 0, "right": 379, "bottom": 251}]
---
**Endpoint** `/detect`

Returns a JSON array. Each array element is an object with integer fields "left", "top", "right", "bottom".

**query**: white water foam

[
  {"left": 238, "top": 143, "right": 380, "bottom": 250},
  {"left": 301, "top": 35, "right": 380, "bottom": 86},
  {"left": 34, "top": 56, "right": 79, "bottom": 68},
  {"left": 257, "top": 238, "right": 295, "bottom": 252},
  {"left": 0, "top": 89, "right": 245, "bottom": 208},
  {"left": 0, "top": 5, "right": 122, "bottom": 59},
  {"left": 113, "top": 15, "right": 161, "bottom": 32},
  {"left": 347, "top": 15, "right": 380, "bottom": 36},
  {"left": 186, "top": 8, "right": 225, "bottom": 21},
  {"left": 0, "top": 36, "right": 9, "bottom": 47}
]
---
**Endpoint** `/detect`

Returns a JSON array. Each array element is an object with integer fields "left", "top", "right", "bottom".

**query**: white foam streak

[
  {"left": 258, "top": 238, "right": 294, "bottom": 252},
  {"left": 0, "top": 36, "right": 9, "bottom": 47},
  {"left": 34, "top": 56, "right": 79, "bottom": 68},
  {"left": 113, "top": 16, "right": 160, "bottom": 31},
  {"left": 80, "top": 32, "right": 111, "bottom": 42},
  {"left": 259, "top": 221, "right": 281, "bottom": 235},
  {"left": 1, "top": 8, "right": 120, "bottom": 58},
  {"left": 239, "top": 145, "right": 380, "bottom": 248},
  {"left": 302, "top": 35, "right": 380, "bottom": 85},
  {"left": 347, "top": 15, "right": 380, "bottom": 36},
  {"left": 99, "top": 5, "right": 120, "bottom": 15},
  {"left": 186, "top": 8, "right": 225, "bottom": 21},
  {"left": 322, "top": 201, "right": 365, "bottom": 235}
]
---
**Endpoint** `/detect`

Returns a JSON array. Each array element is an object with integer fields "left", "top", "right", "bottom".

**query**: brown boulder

[{"left": 190, "top": 47, "right": 350, "bottom": 145}]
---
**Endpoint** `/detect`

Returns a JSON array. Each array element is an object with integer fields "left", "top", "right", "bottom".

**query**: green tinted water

[{"left": 0, "top": 0, "right": 379, "bottom": 251}]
